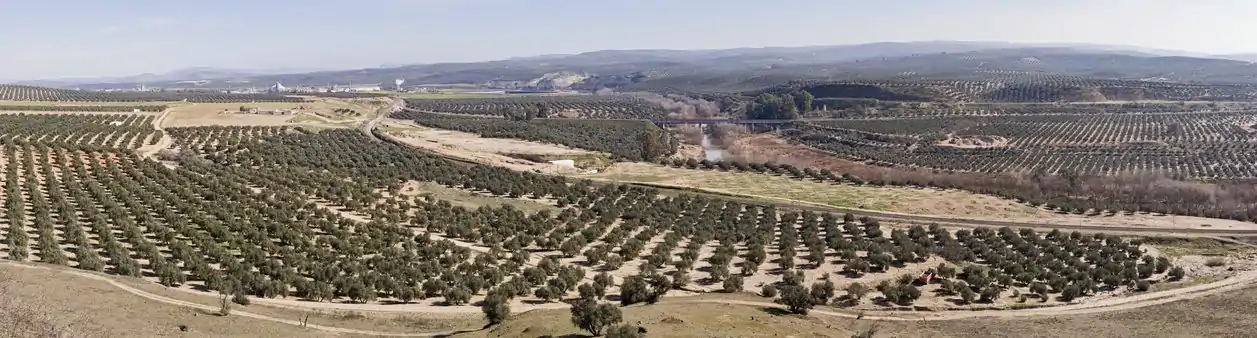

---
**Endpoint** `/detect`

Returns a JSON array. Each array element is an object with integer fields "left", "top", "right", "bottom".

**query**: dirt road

[
  {"left": 137, "top": 108, "right": 173, "bottom": 159},
  {"left": 361, "top": 98, "right": 405, "bottom": 140},
  {"left": 6, "top": 257, "right": 1255, "bottom": 330}
]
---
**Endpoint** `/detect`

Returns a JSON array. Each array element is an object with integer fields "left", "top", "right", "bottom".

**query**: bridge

[{"left": 649, "top": 119, "right": 798, "bottom": 126}]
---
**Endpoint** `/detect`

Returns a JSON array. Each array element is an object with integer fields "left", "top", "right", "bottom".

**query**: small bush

[
  {"left": 1168, "top": 266, "right": 1186, "bottom": 281},
  {"left": 606, "top": 324, "right": 644, "bottom": 338},
  {"left": 722, "top": 276, "right": 744, "bottom": 293},
  {"left": 571, "top": 299, "right": 623, "bottom": 336},
  {"left": 231, "top": 293, "right": 250, "bottom": 306},
  {"left": 761, "top": 284, "right": 778, "bottom": 298},
  {"left": 777, "top": 285, "right": 814, "bottom": 315},
  {"left": 1205, "top": 257, "right": 1227, "bottom": 267},
  {"left": 481, "top": 295, "right": 510, "bottom": 325}
]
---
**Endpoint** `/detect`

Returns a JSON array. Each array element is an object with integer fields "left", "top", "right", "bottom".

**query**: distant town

[{"left": 81, "top": 78, "right": 566, "bottom": 96}]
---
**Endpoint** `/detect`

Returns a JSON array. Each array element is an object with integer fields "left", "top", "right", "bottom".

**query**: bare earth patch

[
  {"left": 379, "top": 121, "right": 599, "bottom": 172},
  {"left": 162, "top": 98, "right": 389, "bottom": 128},
  {"left": 586, "top": 162, "right": 1045, "bottom": 219},
  {"left": 936, "top": 134, "right": 1010, "bottom": 148}
]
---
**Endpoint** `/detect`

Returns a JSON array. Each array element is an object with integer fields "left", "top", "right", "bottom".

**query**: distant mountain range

[
  {"left": 10, "top": 67, "right": 331, "bottom": 88},
  {"left": 18, "top": 41, "right": 1257, "bottom": 91}
]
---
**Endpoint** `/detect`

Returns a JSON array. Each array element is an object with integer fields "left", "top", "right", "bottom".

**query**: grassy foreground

[{"left": 462, "top": 287, "right": 1257, "bottom": 338}]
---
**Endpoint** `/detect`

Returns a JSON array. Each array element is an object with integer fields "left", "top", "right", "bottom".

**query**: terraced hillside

[
  {"left": 391, "top": 111, "right": 678, "bottom": 161},
  {"left": 0, "top": 123, "right": 1205, "bottom": 316},
  {"left": 788, "top": 113, "right": 1257, "bottom": 179},
  {"left": 756, "top": 77, "right": 1257, "bottom": 103},
  {"left": 404, "top": 95, "right": 668, "bottom": 119},
  {"left": 0, "top": 84, "right": 304, "bottom": 103}
]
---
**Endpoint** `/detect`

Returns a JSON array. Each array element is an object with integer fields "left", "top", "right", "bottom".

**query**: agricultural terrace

[
  {"left": 0, "top": 114, "right": 159, "bottom": 149},
  {"left": 404, "top": 95, "right": 668, "bottom": 119},
  {"left": 0, "top": 121, "right": 1226, "bottom": 316},
  {"left": 789, "top": 113, "right": 1257, "bottom": 179},
  {"left": 390, "top": 111, "right": 678, "bottom": 161},
  {"left": 817, "top": 103, "right": 1246, "bottom": 119},
  {"left": 161, "top": 97, "right": 393, "bottom": 128},
  {"left": 758, "top": 76, "right": 1257, "bottom": 103},
  {"left": 0, "top": 104, "right": 167, "bottom": 112},
  {"left": 0, "top": 84, "right": 304, "bottom": 103}
]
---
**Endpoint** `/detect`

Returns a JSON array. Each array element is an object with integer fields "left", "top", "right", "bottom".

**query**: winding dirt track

[
  {"left": 138, "top": 108, "right": 173, "bottom": 159},
  {"left": 5, "top": 258, "right": 1255, "bottom": 336}
]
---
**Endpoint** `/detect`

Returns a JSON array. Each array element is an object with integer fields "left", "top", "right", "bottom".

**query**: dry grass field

[
  {"left": 379, "top": 120, "right": 605, "bottom": 172},
  {"left": 581, "top": 162, "right": 1257, "bottom": 232},
  {"left": 469, "top": 285, "right": 1257, "bottom": 338},
  {"left": 161, "top": 97, "right": 389, "bottom": 127},
  {"left": 0, "top": 263, "right": 335, "bottom": 337}
]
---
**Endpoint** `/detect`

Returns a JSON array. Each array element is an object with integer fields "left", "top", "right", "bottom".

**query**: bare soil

[
  {"left": 936, "top": 134, "right": 1010, "bottom": 148},
  {"left": 379, "top": 121, "right": 598, "bottom": 173},
  {"left": 162, "top": 98, "right": 389, "bottom": 128},
  {"left": 587, "top": 162, "right": 1042, "bottom": 219}
]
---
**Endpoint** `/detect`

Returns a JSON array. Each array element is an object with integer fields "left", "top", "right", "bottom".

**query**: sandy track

[
  {"left": 138, "top": 108, "right": 173, "bottom": 159},
  {"left": 361, "top": 98, "right": 404, "bottom": 141}
]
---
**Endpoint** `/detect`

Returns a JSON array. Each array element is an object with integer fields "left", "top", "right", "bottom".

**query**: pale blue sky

[{"left": 2, "top": 0, "right": 1255, "bottom": 80}]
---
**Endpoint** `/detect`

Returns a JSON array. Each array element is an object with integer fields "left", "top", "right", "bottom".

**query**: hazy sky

[{"left": 2, "top": 0, "right": 1255, "bottom": 80}]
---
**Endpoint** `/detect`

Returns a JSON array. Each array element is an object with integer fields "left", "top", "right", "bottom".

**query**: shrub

[
  {"left": 231, "top": 293, "right": 250, "bottom": 306},
  {"left": 1205, "top": 257, "right": 1226, "bottom": 267},
  {"left": 978, "top": 286, "right": 1001, "bottom": 303},
  {"left": 761, "top": 284, "right": 778, "bottom": 298},
  {"left": 777, "top": 285, "right": 814, "bottom": 315},
  {"left": 619, "top": 276, "right": 651, "bottom": 306},
  {"left": 481, "top": 294, "right": 510, "bottom": 325},
  {"left": 959, "top": 287, "right": 977, "bottom": 304},
  {"left": 722, "top": 275, "right": 744, "bottom": 293},
  {"left": 570, "top": 299, "right": 623, "bottom": 336},
  {"left": 1168, "top": 266, "right": 1186, "bottom": 281},
  {"left": 1060, "top": 284, "right": 1081, "bottom": 302},
  {"left": 578, "top": 283, "right": 600, "bottom": 300},
  {"left": 444, "top": 287, "right": 472, "bottom": 305},
  {"left": 606, "top": 324, "right": 644, "bottom": 338},
  {"left": 1135, "top": 280, "right": 1151, "bottom": 292},
  {"left": 810, "top": 280, "right": 836, "bottom": 305},
  {"left": 603, "top": 254, "right": 625, "bottom": 271},
  {"left": 671, "top": 271, "right": 691, "bottom": 289},
  {"left": 534, "top": 285, "right": 561, "bottom": 303},
  {"left": 1155, "top": 256, "right": 1172, "bottom": 273},
  {"left": 845, "top": 282, "right": 869, "bottom": 304}
]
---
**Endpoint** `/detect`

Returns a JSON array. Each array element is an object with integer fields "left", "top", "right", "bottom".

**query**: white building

[
  {"left": 267, "top": 82, "right": 287, "bottom": 94},
  {"left": 335, "top": 84, "right": 381, "bottom": 92}
]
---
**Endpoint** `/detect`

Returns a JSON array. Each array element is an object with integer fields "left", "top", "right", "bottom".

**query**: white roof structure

[{"left": 268, "top": 82, "right": 286, "bottom": 93}]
